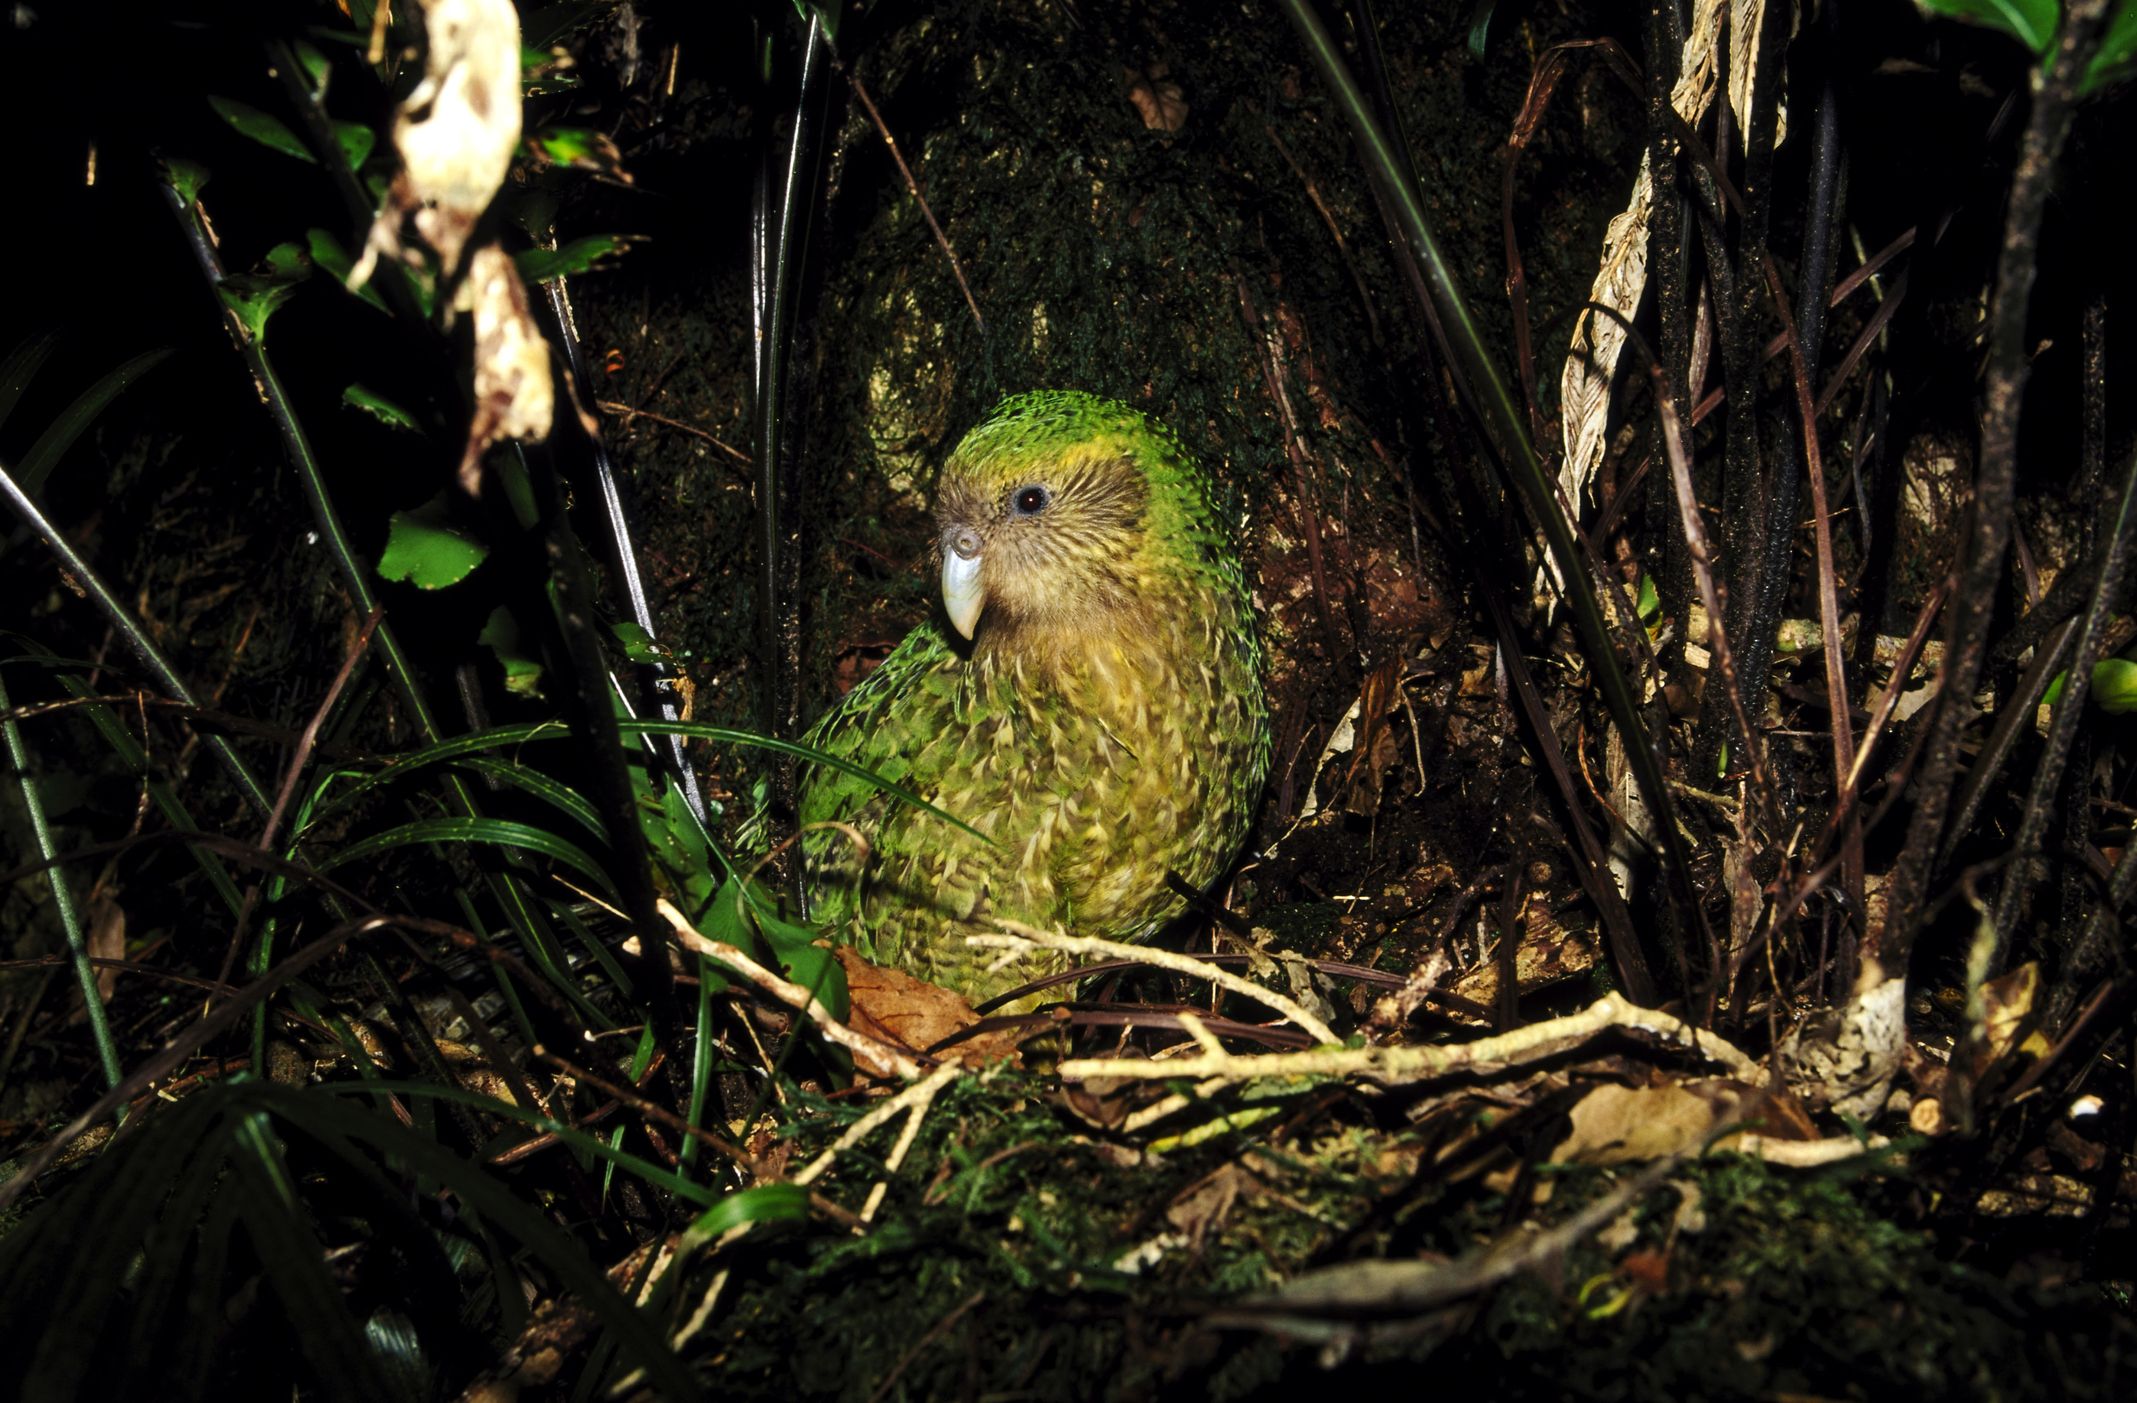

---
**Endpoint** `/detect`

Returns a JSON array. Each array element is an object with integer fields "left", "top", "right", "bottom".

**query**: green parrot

[{"left": 798, "top": 391, "right": 1271, "bottom": 1002}]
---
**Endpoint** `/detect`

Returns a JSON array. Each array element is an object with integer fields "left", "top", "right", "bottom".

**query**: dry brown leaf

[
  {"left": 1979, "top": 960, "right": 2046, "bottom": 1065},
  {"left": 1547, "top": 1079, "right": 1748, "bottom": 1165},
  {"left": 85, "top": 894, "right": 125, "bottom": 1000},
  {"left": 835, "top": 946, "right": 1025, "bottom": 1076},
  {"left": 1446, "top": 893, "right": 1600, "bottom": 1018},
  {"left": 1124, "top": 63, "right": 1188, "bottom": 133},
  {"left": 1166, "top": 1161, "right": 1265, "bottom": 1247}
]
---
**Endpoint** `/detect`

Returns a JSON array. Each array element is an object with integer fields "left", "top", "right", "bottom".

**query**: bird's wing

[
  {"left": 799, "top": 620, "right": 964, "bottom": 825},
  {"left": 798, "top": 620, "right": 990, "bottom": 933}
]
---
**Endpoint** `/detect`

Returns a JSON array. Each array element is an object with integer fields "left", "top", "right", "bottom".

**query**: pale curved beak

[{"left": 941, "top": 541, "right": 985, "bottom": 639}]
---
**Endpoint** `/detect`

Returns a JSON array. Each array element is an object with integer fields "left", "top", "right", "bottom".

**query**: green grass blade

[
  {"left": 0, "top": 331, "right": 58, "bottom": 429},
  {"left": 11, "top": 347, "right": 174, "bottom": 495},
  {"left": 0, "top": 667, "right": 123, "bottom": 1090}
]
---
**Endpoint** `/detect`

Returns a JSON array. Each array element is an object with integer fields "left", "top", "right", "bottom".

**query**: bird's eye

[{"left": 1011, "top": 484, "right": 1051, "bottom": 516}]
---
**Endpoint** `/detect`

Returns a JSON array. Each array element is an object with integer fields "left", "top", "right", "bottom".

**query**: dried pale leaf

[
  {"left": 1777, "top": 970, "right": 1906, "bottom": 1118},
  {"left": 1727, "top": 0, "right": 1790, "bottom": 151},
  {"left": 1294, "top": 694, "right": 1360, "bottom": 821},
  {"left": 352, "top": 0, "right": 523, "bottom": 290},
  {"left": 85, "top": 894, "right": 124, "bottom": 1000},
  {"left": 1547, "top": 1080, "right": 1746, "bottom": 1164},
  {"left": 1555, "top": 0, "right": 1726, "bottom": 551},
  {"left": 456, "top": 244, "right": 553, "bottom": 491},
  {"left": 1979, "top": 960, "right": 2046, "bottom": 1064}
]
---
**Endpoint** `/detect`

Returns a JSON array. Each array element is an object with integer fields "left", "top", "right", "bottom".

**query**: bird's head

[{"left": 933, "top": 392, "right": 1217, "bottom": 647}]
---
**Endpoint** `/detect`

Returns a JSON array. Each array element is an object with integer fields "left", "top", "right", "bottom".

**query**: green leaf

[
  {"left": 378, "top": 493, "right": 489, "bottom": 589},
  {"left": 2096, "top": 658, "right": 2137, "bottom": 712},
  {"left": 2043, "top": 657, "right": 2137, "bottom": 713},
  {"left": 478, "top": 606, "right": 545, "bottom": 696},
  {"left": 1912, "top": 0, "right": 2058, "bottom": 54},
  {"left": 207, "top": 95, "right": 317, "bottom": 162},
  {"left": 526, "top": 125, "right": 624, "bottom": 176},
  {"left": 315, "top": 816, "right": 619, "bottom": 898},
  {"left": 341, "top": 383, "right": 417, "bottom": 432},
  {"left": 515, "top": 233, "right": 635, "bottom": 284},
  {"left": 333, "top": 120, "right": 375, "bottom": 171},
  {"left": 292, "top": 39, "right": 332, "bottom": 97},
  {"left": 2085, "top": 1, "right": 2137, "bottom": 92},
  {"left": 216, "top": 242, "right": 311, "bottom": 344},
  {"left": 789, "top": 0, "right": 842, "bottom": 42},
  {"left": 158, "top": 156, "right": 210, "bottom": 205},
  {"left": 1636, "top": 573, "right": 1660, "bottom": 624},
  {"left": 1467, "top": 0, "right": 1499, "bottom": 59},
  {"left": 610, "top": 619, "right": 670, "bottom": 665},
  {"left": 684, "top": 1183, "right": 811, "bottom": 1242},
  {"left": 304, "top": 228, "right": 390, "bottom": 314},
  {"left": 11, "top": 348, "right": 173, "bottom": 496},
  {"left": 0, "top": 332, "right": 57, "bottom": 431},
  {"left": 703, "top": 875, "right": 847, "bottom": 1018}
]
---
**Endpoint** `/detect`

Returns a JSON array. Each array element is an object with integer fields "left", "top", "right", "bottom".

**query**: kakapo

[{"left": 800, "top": 391, "right": 1270, "bottom": 1001}]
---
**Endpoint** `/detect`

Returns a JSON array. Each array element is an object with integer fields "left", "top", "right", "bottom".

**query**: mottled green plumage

[{"left": 799, "top": 391, "right": 1270, "bottom": 1001}]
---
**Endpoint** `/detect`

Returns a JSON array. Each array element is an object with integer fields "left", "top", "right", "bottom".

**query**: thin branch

[
  {"left": 843, "top": 69, "right": 985, "bottom": 333},
  {"left": 968, "top": 920, "right": 1340, "bottom": 1046}
]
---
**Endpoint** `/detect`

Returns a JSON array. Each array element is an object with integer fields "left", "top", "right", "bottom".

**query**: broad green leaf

[
  {"left": 1636, "top": 573, "right": 1660, "bottom": 623},
  {"left": 515, "top": 233, "right": 634, "bottom": 284},
  {"left": 13, "top": 348, "right": 173, "bottom": 495},
  {"left": 341, "top": 383, "right": 417, "bottom": 431},
  {"left": 2043, "top": 657, "right": 2137, "bottom": 712},
  {"left": 333, "top": 120, "right": 375, "bottom": 171},
  {"left": 478, "top": 606, "right": 545, "bottom": 696},
  {"left": 1912, "top": 0, "right": 2058, "bottom": 54},
  {"left": 0, "top": 332, "right": 57, "bottom": 431},
  {"left": 216, "top": 242, "right": 310, "bottom": 344},
  {"left": 703, "top": 874, "right": 847, "bottom": 1018},
  {"left": 378, "top": 493, "right": 488, "bottom": 589},
  {"left": 2095, "top": 658, "right": 2137, "bottom": 712},
  {"left": 304, "top": 228, "right": 390, "bottom": 314},
  {"left": 207, "top": 95, "right": 316, "bottom": 162},
  {"left": 2085, "top": 2, "right": 2137, "bottom": 92},
  {"left": 292, "top": 39, "right": 332, "bottom": 97},
  {"left": 159, "top": 156, "right": 210, "bottom": 205},
  {"left": 610, "top": 619, "right": 669, "bottom": 665}
]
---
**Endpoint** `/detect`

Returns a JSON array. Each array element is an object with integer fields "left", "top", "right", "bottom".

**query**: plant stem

[{"left": 0, "top": 667, "right": 124, "bottom": 1094}]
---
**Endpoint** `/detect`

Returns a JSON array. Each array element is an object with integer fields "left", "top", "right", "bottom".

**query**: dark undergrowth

[{"left": 4, "top": 1, "right": 2137, "bottom": 1398}]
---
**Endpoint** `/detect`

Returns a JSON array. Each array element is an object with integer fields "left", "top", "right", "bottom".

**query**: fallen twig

[
  {"left": 657, "top": 896, "right": 924, "bottom": 1080},
  {"left": 970, "top": 919, "right": 1341, "bottom": 1046},
  {"left": 1058, "top": 992, "right": 1761, "bottom": 1087}
]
